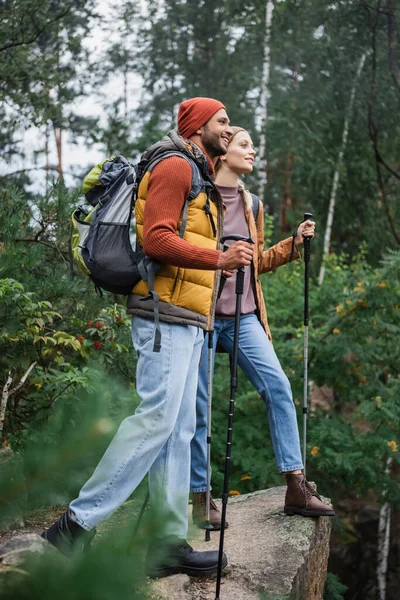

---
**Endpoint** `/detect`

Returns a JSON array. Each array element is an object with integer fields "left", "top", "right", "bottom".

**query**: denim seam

[
  {"left": 279, "top": 464, "right": 304, "bottom": 473},
  {"left": 160, "top": 331, "right": 173, "bottom": 498},
  {"left": 155, "top": 326, "right": 196, "bottom": 536},
  {"left": 231, "top": 339, "right": 286, "bottom": 470},
  {"left": 190, "top": 325, "right": 221, "bottom": 493}
]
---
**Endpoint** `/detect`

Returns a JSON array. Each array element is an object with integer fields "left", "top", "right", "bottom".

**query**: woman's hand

[
  {"left": 222, "top": 270, "right": 234, "bottom": 278},
  {"left": 295, "top": 220, "right": 315, "bottom": 246}
]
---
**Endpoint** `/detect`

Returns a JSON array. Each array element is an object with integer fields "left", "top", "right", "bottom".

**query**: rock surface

[
  {"left": 0, "top": 533, "right": 55, "bottom": 567},
  {"left": 151, "top": 487, "right": 332, "bottom": 600}
]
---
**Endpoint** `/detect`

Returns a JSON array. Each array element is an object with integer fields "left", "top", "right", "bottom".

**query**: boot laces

[
  {"left": 200, "top": 494, "right": 218, "bottom": 512},
  {"left": 210, "top": 497, "right": 218, "bottom": 511},
  {"left": 301, "top": 478, "right": 322, "bottom": 503}
]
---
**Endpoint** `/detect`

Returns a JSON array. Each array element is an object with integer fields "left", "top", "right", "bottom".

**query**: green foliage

[
  {"left": 324, "top": 572, "right": 348, "bottom": 600},
  {"left": 135, "top": 0, "right": 264, "bottom": 143},
  {"left": 0, "top": 522, "right": 152, "bottom": 599},
  {"left": 0, "top": 183, "right": 138, "bottom": 508},
  {"left": 0, "top": 276, "right": 139, "bottom": 508},
  {"left": 210, "top": 248, "right": 400, "bottom": 507},
  {"left": 131, "top": 0, "right": 400, "bottom": 264}
]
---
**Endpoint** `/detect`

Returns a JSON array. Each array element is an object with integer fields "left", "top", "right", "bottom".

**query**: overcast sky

[{"left": 3, "top": 0, "right": 143, "bottom": 193}]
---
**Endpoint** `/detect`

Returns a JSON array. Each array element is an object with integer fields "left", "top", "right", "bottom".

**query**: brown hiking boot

[
  {"left": 284, "top": 474, "right": 335, "bottom": 517},
  {"left": 192, "top": 492, "right": 228, "bottom": 531}
]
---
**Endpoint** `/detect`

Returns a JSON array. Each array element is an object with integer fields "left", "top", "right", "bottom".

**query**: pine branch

[
  {"left": 15, "top": 237, "right": 69, "bottom": 262},
  {"left": 0, "top": 5, "right": 72, "bottom": 53}
]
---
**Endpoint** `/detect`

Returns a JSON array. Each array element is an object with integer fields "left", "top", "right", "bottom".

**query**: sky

[{"left": 2, "top": 0, "right": 143, "bottom": 193}]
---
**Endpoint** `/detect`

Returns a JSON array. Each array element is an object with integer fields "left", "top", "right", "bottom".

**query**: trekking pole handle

[
  {"left": 220, "top": 235, "right": 254, "bottom": 295},
  {"left": 220, "top": 234, "right": 254, "bottom": 247},
  {"left": 302, "top": 213, "right": 313, "bottom": 264}
]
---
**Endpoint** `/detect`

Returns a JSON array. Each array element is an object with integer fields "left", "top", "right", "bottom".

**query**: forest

[{"left": 0, "top": 1, "right": 399, "bottom": 599}]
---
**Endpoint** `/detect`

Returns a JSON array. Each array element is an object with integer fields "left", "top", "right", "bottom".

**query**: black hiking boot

[
  {"left": 41, "top": 509, "right": 96, "bottom": 557},
  {"left": 146, "top": 536, "right": 228, "bottom": 579}
]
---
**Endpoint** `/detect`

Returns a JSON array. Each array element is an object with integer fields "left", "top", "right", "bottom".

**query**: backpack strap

[
  {"left": 250, "top": 193, "right": 261, "bottom": 223},
  {"left": 178, "top": 156, "right": 214, "bottom": 238},
  {"left": 137, "top": 151, "right": 209, "bottom": 352},
  {"left": 145, "top": 151, "right": 212, "bottom": 239},
  {"left": 138, "top": 256, "right": 161, "bottom": 352}
]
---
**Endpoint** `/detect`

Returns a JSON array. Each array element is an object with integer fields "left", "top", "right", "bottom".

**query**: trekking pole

[
  {"left": 302, "top": 213, "right": 313, "bottom": 477},
  {"left": 215, "top": 234, "right": 254, "bottom": 600},
  {"left": 128, "top": 488, "right": 150, "bottom": 552},
  {"left": 205, "top": 329, "right": 214, "bottom": 542}
]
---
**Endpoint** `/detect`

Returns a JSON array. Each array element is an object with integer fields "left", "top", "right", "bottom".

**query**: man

[{"left": 42, "top": 98, "right": 254, "bottom": 577}]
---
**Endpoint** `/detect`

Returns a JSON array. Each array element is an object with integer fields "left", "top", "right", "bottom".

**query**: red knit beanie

[{"left": 178, "top": 97, "right": 226, "bottom": 139}]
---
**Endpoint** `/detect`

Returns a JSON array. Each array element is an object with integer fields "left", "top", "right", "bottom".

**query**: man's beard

[{"left": 202, "top": 124, "right": 228, "bottom": 159}]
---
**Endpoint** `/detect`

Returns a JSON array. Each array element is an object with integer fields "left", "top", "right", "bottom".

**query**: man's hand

[
  {"left": 295, "top": 220, "right": 315, "bottom": 246},
  {"left": 217, "top": 241, "right": 254, "bottom": 271}
]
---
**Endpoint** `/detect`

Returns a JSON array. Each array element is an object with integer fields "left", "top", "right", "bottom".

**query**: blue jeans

[
  {"left": 190, "top": 314, "right": 303, "bottom": 492},
  {"left": 70, "top": 316, "right": 203, "bottom": 539}
]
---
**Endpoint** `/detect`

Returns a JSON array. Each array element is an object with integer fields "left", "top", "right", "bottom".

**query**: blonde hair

[{"left": 214, "top": 126, "right": 247, "bottom": 174}]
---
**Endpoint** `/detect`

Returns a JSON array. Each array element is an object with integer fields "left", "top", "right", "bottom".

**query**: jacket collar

[
  {"left": 168, "top": 130, "right": 214, "bottom": 177},
  {"left": 139, "top": 129, "right": 212, "bottom": 180}
]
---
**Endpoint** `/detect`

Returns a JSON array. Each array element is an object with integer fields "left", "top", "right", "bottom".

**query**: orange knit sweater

[{"left": 142, "top": 155, "right": 221, "bottom": 270}]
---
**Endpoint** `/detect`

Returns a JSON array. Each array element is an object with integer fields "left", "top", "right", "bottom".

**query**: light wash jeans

[
  {"left": 190, "top": 313, "right": 303, "bottom": 493},
  {"left": 70, "top": 316, "right": 203, "bottom": 539}
]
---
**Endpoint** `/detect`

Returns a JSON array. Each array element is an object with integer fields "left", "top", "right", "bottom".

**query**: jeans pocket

[{"left": 132, "top": 316, "right": 154, "bottom": 347}]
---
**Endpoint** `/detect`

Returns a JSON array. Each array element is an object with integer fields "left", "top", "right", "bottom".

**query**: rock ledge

[{"left": 151, "top": 486, "right": 332, "bottom": 600}]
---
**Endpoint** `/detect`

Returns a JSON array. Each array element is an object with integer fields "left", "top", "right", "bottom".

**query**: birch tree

[
  {"left": 318, "top": 51, "right": 368, "bottom": 285},
  {"left": 377, "top": 457, "right": 393, "bottom": 600},
  {"left": 257, "top": 1, "right": 275, "bottom": 203},
  {"left": 0, "top": 363, "right": 37, "bottom": 441}
]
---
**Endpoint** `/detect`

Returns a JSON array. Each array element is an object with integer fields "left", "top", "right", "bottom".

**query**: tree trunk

[
  {"left": 318, "top": 51, "right": 368, "bottom": 285},
  {"left": 124, "top": 67, "right": 128, "bottom": 119},
  {"left": 45, "top": 121, "right": 50, "bottom": 191},
  {"left": 0, "top": 363, "right": 37, "bottom": 441},
  {"left": 386, "top": 0, "right": 400, "bottom": 93},
  {"left": 280, "top": 152, "right": 294, "bottom": 234},
  {"left": 54, "top": 126, "right": 63, "bottom": 180},
  {"left": 257, "top": 0, "right": 275, "bottom": 204},
  {"left": 0, "top": 372, "right": 13, "bottom": 440},
  {"left": 377, "top": 457, "right": 393, "bottom": 600}
]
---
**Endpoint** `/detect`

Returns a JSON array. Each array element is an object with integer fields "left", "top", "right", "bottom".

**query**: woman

[{"left": 190, "top": 127, "right": 334, "bottom": 530}]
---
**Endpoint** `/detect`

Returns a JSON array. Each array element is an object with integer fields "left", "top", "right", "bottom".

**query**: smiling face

[
  {"left": 220, "top": 130, "right": 256, "bottom": 175},
  {"left": 198, "top": 109, "right": 233, "bottom": 158}
]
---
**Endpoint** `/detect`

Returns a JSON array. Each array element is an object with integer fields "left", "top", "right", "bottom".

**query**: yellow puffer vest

[{"left": 128, "top": 159, "right": 221, "bottom": 331}]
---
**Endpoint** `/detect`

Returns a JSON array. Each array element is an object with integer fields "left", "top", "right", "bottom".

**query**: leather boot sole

[
  {"left": 284, "top": 506, "right": 335, "bottom": 517},
  {"left": 192, "top": 519, "right": 228, "bottom": 531},
  {"left": 147, "top": 554, "right": 228, "bottom": 579}
]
